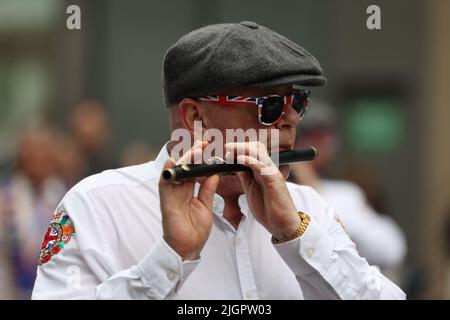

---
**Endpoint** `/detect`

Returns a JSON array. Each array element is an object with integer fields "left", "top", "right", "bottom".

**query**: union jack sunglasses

[{"left": 197, "top": 90, "right": 310, "bottom": 126}]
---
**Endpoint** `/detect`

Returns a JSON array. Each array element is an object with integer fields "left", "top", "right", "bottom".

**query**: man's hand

[
  {"left": 159, "top": 141, "right": 220, "bottom": 261},
  {"left": 225, "top": 141, "right": 301, "bottom": 241}
]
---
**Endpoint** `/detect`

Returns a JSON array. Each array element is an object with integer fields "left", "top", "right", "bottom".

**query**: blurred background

[{"left": 0, "top": 0, "right": 449, "bottom": 299}]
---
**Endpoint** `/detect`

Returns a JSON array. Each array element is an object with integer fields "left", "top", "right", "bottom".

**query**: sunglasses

[{"left": 197, "top": 90, "right": 310, "bottom": 126}]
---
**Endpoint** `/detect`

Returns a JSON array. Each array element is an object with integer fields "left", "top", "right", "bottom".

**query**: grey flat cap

[{"left": 162, "top": 21, "right": 326, "bottom": 106}]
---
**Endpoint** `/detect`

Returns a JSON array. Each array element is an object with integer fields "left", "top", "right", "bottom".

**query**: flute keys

[
  {"left": 206, "top": 156, "right": 226, "bottom": 164},
  {"left": 180, "top": 164, "right": 190, "bottom": 172}
]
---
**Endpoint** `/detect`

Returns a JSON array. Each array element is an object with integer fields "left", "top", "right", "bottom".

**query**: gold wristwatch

[{"left": 271, "top": 212, "right": 311, "bottom": 244}]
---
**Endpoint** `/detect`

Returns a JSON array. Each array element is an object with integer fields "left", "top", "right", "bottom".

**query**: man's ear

[{"left": 177, "top": 98, "right": 206, "bottom": 135}]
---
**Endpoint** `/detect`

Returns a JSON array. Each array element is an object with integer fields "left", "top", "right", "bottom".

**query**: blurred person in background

[
  {"left": 0, "top": 245, "right": 15, "bottom": 298},
  {"left": 54, "top": 134, "right": 87, "bottom": 189},
  {"left": 0, "top": 126, "right": 67, "bottom": 298},
  {"left": 69, "top": 99, "right": 117, "bottom": 177},
  {"left": 119, "top": 142, "right": 158, "bottom": 167},
  {"left": 444, "top": 204, "right": 450, "bottom": 298},
  {"left": 289, "top": 99, "right": 407, "bottom": 280}
]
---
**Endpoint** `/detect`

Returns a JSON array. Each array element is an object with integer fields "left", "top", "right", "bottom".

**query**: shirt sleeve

[
  {"left": 324, "top": 182, "right": 407, "bottom": 268},
  {"left": 343, "top": 205, "right": 407, "bottom": 268},
  {"left": 32, "top": 187, "right": 200, "bottom": 300},
  {"left": 274, "top": 188, "right": 407, "bottom": 300}
]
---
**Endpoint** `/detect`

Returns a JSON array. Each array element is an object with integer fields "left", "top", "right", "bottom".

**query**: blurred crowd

[
  {"left": 0, "top": 99, "right": 156, "bottom": 299},
  {"left": 0, "top": 97, "right": 413, "bottom": 299}
]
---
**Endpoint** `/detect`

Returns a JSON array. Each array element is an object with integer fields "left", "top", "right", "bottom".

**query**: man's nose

[{"left": 275, "top": 104, "right": 301, "bottom": 129}]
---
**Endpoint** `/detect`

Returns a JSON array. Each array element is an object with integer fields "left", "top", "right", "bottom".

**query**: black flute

[{"left": 162, "top": 146, "right": 318, "bottom": 182}]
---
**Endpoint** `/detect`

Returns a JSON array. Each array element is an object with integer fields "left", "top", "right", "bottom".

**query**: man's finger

[
  {"left": 237, "top": 154, "right": 266, "bottom": 171},
  {"left": 175, "top": 140, "right": 208, "bottom": 165},
  {"left": 197, "top": 175, "right": 220, "bottom": 211},
  {"left": 237, "top": 154, "right": 280, "bottom": 179},
  {"left": 225, "top": 141, "right": 271, "bottom": 164}
]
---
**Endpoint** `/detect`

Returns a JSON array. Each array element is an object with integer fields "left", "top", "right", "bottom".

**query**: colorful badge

[{"left": 38, "top": 205, "right": 75, "bottom": 265}]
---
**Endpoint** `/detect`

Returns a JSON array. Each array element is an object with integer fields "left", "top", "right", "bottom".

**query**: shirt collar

[{"left": 153, "top": 142, "right": 171, "bottom": 174}]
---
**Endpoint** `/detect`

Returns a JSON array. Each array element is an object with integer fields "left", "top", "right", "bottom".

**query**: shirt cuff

[
  {"left": 273, "top": 216, "right": 335, "bottom": 276},
  {"left": 136, "top": 238, "right": 200, "bottom": 299}
]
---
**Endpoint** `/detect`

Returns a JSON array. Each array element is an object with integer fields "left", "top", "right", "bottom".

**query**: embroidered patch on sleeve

[{"left": 39, "top": 205, "right": 75, "bottom": 265}]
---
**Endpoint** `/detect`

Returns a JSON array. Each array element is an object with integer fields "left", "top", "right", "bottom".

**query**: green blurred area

[
  {"left": 345, "top": 98, "right": 405, "bottom": 153},
  {"left": 0, "top": 0, "right": 58, "bottom": 33}
]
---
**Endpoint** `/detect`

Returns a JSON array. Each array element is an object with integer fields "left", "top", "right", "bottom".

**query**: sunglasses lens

[
  {"left": 292, "top": 92, "right": 309, "bottom": 118},
  {"left": 260, "top": 97, "right": 284, "bottom": 124}
]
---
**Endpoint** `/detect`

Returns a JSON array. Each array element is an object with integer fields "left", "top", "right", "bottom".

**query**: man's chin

[
  {"left": 217, "top": 175, "right": 245, "bottom": 196},
  {"left": 215, "top": 164, "right": 290, "bottom": 196}
]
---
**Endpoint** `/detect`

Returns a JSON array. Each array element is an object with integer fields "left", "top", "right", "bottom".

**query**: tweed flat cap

[{"left": 162, "top": 21, "right": 326, "bottom": 106}]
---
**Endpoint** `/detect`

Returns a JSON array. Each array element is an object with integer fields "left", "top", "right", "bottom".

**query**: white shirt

[
  {"left": 32, "top": 144, "right": 406, "bottom": 300},
  {"left": 318, "top": 180, "right": 406, "bottom": 268}
]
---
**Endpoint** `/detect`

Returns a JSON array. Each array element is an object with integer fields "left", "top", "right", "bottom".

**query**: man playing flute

[{"left": 32, "top": 21, "right": 405, "bottom": 300}]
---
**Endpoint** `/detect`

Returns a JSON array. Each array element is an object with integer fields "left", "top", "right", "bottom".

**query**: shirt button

[
  {"left": 167, "top": 271, "right": 177, "bottom": 281},
  {"left": 246, "top": 291, "right": 253, "bottom": 299},
  {"left": 306, "top": 248, "right": 315, "bottom": 258},
  {"left": 236, "top": 235, "right": 241, "bottom": 245}
]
